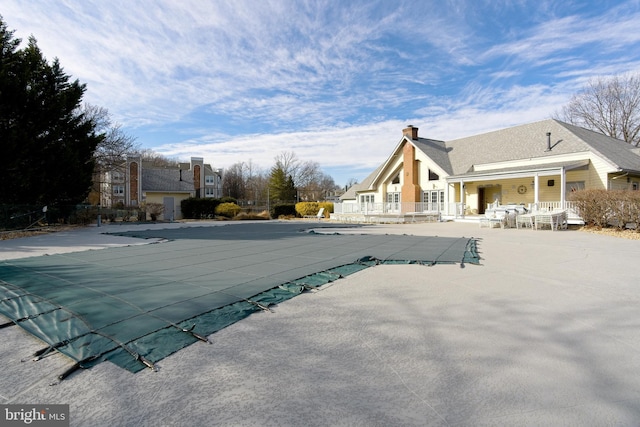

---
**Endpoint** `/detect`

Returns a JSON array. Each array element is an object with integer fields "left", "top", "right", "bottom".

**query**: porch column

[
  {"left": 445, "top": 182, "right": 450, "bottom": 215},
  {"left": 560, "top": 167, "right": 566, "bottom": 209},
  {"left": 459, "top": 180, "right": 465, "bottom": 217},
  {"left": 533, "top": 174, "right": 539, "bottom": 206}
]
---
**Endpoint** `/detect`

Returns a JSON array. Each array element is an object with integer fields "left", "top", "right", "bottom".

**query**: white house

[{"left": 336, "top": 119, "right": 640, "bottom": 221}]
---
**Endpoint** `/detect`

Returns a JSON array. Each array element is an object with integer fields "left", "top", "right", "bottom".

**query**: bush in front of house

[
  {"left": 144, "top": 203, "right": 165, "bottom": 221},
  {"left": 215, "top": 202, "right": 242, "bottom": 218},
  {"left": 570, "top": 189, "right": 640, "bottom": 230}
]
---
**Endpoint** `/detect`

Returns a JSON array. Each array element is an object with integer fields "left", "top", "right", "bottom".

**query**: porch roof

[{"left": 445, "top": 159, "right": 590, "bottom": 182}]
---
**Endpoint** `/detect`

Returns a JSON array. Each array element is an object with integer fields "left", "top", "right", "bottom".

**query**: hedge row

[{"left": 570, "top": 189, "right": 640, "bottom": 230}]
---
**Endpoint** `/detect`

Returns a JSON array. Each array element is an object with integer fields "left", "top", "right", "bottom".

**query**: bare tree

[
  {"left": 84, "top": 105, "right": 138, "bottom": 205},
  {"left": 271, "top": 152, "right": 339, "bottom": 201},
  {"left": 136, "top": 148, "right": 180, "bottom": 167},
  {"left": 221, "top": 162, "right": 246, "bottom": 199},
  {"left": 85, "top": 104, "right": 138, "bottom": 170},
  {"left": 274, "top": 151, "right": 300, "bottom": 181},
  {"left": 557, "top": 73, "right": 640, "bottom": 146}
]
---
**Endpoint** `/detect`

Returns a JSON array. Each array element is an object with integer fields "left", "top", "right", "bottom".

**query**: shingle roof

[
  {"left": 142, "top": 169, "right": 195, "bottom": 192},
  {"left": 443, "top": 119, "right": 640, "bottom": 175},
  {"left": 412, "top": 137, "right": 452, "bottom": 175},
  {"left": 555, "top": 121, "right": 640, "bottom": 172}
]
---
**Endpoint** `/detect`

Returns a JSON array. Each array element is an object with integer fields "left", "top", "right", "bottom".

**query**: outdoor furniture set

[{"left": 479, "top": 205, "right": 568, "bottom": 231}]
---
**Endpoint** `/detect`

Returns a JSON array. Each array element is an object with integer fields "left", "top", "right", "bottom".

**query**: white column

[
  {"left": 459, "top": 181, "right": 465, "bottom": 217},
  {"left": 534, "top": 174, "right": 539, "bottom": 205},
  {"left": 560, "top": 167, "right": 566, "bottom": 209}
]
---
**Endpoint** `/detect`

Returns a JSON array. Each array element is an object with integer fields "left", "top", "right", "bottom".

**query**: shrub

[
  {"left": 234, "top": 210, "right": 271, "bottom": 220},
  {"left": 181, "top": 197, "right": 220, "bottom": 219},
  {"left": 570, "top": 189, "right": 640, "bottom": 230},
  {"left": 215, "top": 202, "right": 242, "bottom": 218},
  {"left": 219, "top": 196, "right": 237, "bottom": 204},
  {"left": 144, "top": 203, "right": 165, "bottom": 221},
  {"left": 318, "top": 202, "right": 333, "bottom": 218},
  {"left": 271, "top": 203, "right": 296, "bottom": 218},
  {"left": 295, "top": 202, "right": 319, "bottom": 217},
  {"left": 295, "top": 201, "right": 333, "bottom": 218}
]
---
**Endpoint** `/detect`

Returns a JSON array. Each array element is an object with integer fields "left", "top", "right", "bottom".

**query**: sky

[{"left": 3, "top": 0, "right": 640, "bottom": 187}]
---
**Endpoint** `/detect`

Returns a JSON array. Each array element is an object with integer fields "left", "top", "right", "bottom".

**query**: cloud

[
  {"left": 155, "top": 80, "right": 569, "bottom": 186},
  {"left": 3, "top": 0, "right": 640, "bottom": 186}
]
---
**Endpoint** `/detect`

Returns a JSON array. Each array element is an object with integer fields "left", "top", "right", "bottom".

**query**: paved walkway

[{"left": 1, "top": 221, "right": 639, "bottom": 426}]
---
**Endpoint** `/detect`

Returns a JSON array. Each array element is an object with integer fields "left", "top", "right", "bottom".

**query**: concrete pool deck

[{"left": 1, "top": 220, "right": 639, "bottom": 426}]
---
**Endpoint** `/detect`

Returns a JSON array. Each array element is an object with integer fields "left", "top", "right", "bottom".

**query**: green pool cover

[{"left": 0, "top": 223, "right": 479, "bottom": 375}]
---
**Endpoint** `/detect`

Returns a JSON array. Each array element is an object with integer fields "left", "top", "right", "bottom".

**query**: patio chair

[
  {"left": 479, "top": 208, "right": 506, "bottom": 228},
  {"left": 516, "top": 213, "right": 534, "bottom": 229},
  {"left": 304, "top": 207, "right": 325, "bottom": 220},
  {"left": 554, "top": 210, "right": 568, "bottom": 230},
  {"left": 534, "top": 212, "right": 557, "bottom": 230}
]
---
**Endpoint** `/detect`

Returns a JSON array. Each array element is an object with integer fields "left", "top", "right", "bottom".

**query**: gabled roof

[
  {"left": 444, "top": 119, "right": 640, "bottom": 175},
  {"left": 142, "top": 169, "right": 195, "bottom": 193}
]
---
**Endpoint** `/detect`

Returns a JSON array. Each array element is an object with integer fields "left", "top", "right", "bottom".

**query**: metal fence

[{"left": 0, "top": 204, "right": 145, "bottom": 231}]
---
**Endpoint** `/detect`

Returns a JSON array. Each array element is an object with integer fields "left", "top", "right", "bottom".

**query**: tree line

[{"left": 222, "top": 152, "right": 339, "bottom": 205}]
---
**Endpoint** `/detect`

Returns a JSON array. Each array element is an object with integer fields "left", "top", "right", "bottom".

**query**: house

[
  {"left": 101, "top": 156, "right": 223, "bottom": 220},
  {"left": 336, "top": 119, "right": 640, "bottom": 221}
]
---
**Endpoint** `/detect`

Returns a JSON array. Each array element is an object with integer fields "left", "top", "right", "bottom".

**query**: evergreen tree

[
  {"left": 0, "top": 17, "right": 102, "bottom": 205},
  {"left": 268, "top": 166, "right": 296, "bottom": 202}
]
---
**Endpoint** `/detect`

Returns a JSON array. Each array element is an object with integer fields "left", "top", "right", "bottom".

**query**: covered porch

[
  {"left": 444, "top": 160, "right": 590, "bottom": 221},
  {"left": 333, "top": 160, "right": 589, "bottom": 224}
]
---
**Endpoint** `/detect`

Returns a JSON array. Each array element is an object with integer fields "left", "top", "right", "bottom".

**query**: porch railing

[{"left": 333, "top": 202, "right": 443, "bottom": 215}]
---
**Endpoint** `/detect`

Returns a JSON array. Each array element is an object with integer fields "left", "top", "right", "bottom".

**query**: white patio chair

[
  {"left": 516, "top": 213, "right": 534, "bottom": 229},
  {"left": 304, "top": 207, "right": 325, "bottom": 220}
]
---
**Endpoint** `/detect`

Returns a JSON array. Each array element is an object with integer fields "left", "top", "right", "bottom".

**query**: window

[
  {"left": 360, "top": 195, "right": 375, "bottom": 204},
  {"left": 205, "top": 187, "right": 216, "bottom": 197},
  {"left": 422, "top": 190, "right": 444, "bottom": 211},
  {"left": 391, "top": 173, "right": 400, "bottom": 184},
  {"left": 428, "top": 169, "right": 439, "bottom": 181},
  {"left": 205, "top": 175, "right": 215, "bottom": 184},
  {"left": 113, "top": 185, "right": 124, "bottom": 195},
  {"left": 566, "top": 181, "right": 585, "bottom": 199},
  {"left": 386, "top": 192, "right": 400, "bottom": 211},
  {"left": 112, "top": 171, "right": 124, "bottom": 182}
]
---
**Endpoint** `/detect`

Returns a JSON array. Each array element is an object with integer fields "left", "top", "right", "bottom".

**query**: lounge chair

[{"left": 304, "top": 207, "right": 325, "bottom": 220}]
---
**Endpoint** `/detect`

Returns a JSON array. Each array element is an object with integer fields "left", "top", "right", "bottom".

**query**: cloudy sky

[{"left": 4, "top": 0, "right": 640, "bottom": 186}]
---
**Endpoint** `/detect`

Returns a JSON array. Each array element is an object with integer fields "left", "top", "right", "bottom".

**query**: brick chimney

[{"left": 402, "top": 125, "right": 419, "bottom": 140}]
